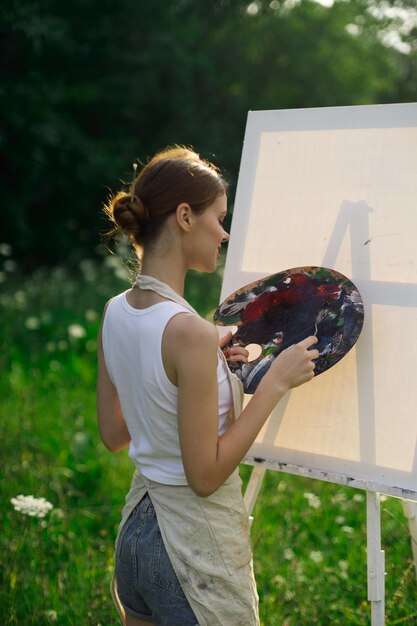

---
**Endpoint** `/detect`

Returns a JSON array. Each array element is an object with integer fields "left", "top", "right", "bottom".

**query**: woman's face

[{"left": 187, "top": 193, "right": 229, "bottom": 273}]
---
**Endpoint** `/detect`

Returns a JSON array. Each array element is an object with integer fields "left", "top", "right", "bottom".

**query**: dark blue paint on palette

[{"left": 214, "top": 266, "right": 364, "bottom": 394}]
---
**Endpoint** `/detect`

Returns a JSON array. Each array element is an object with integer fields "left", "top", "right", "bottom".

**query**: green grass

[{"left": 1, "top": 253, "right": 416, "bottom": 625}]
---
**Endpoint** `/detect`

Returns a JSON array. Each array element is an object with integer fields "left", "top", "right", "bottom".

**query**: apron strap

[{"left": 134, "top": 274, "right": 244, "bottom": 419}]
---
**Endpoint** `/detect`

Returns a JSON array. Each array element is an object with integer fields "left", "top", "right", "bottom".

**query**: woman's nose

[{"left": 222, "top": 230, "right": 230, "bottom": 243}]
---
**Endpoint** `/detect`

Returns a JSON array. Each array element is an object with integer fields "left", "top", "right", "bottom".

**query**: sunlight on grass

[{"left": 0, "top": 250, "right": 416, "bottom": 625}]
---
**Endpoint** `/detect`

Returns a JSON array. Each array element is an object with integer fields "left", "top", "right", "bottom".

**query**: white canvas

[{"left": 221, "top": 104, "right": 417, "bottom": 499}]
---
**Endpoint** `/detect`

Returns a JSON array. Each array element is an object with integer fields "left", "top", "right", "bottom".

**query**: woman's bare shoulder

[{"left": 165, "top": 312, "right": 218, "bottom": 350}]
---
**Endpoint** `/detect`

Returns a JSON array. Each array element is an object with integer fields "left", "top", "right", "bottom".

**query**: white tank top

[{"left": 102, "top": 291, "right": 232, "bottom": 485}]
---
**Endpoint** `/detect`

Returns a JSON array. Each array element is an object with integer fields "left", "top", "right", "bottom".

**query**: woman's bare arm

[
  {"left": 168, "top": 314, "right": 318, "bottom": 497},
  {"left": 96, "top": 305, "right": 131, "bottom": 452}
]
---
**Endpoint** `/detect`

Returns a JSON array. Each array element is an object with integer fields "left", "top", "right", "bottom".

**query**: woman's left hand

[{"left": 218, "top": 330, "right": 249, "bottom": 363}]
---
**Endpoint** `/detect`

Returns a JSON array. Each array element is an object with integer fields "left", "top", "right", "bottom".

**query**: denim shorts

[{"left": 115, "top": 493, "right": 199, "bottom": 625}]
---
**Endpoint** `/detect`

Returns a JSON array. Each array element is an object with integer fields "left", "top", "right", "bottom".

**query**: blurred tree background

[
  {"left": 2, "top": 3, "right": 417, "bottom": 622},
  {"left": 1, "top": 0, "right": 416, "bottom": 270}
]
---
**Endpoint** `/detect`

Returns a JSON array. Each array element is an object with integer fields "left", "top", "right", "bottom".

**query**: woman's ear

[{"left": 176, "top": 203, "right": 193, "bottom": 232}]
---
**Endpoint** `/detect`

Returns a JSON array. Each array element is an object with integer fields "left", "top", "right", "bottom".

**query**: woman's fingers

[
  {"left": 225, "top": 347, "right": 249, "bottom": 363},
  {"left": 292, "top": 335, "right": 320, "bottom": 362},
  {"left": 266, "top": 334, "right": 322, "bottom": 389},
  {"left": 299, "top": 335, "right": 319, "bottom": 350},
  {"left": 218, "top": 331, "right": 250, "bottom": 363},
  {"left": 221, "top": 334, "right": 319, "bottom": 367},
  {"left": 303, "top": 336, "right": 320, "bottom": 362}
]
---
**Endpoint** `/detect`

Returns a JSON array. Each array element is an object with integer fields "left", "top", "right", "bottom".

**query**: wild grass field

[{"left": 1, "top": 249, "right": 416, "bottom": 625}]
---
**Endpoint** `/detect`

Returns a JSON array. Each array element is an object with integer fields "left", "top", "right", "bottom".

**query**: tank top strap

[{"left": 135, "top": 275, "right": 243, "bottom": 420}]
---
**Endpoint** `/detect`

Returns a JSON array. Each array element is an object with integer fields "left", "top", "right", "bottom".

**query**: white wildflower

[
  {"left": 295, "top": 561, "right": 305, "bottom": 582},
  {"left": 341, "top": 525, "right": 354, "bottom": 534},
  {"left": 68, "top": 323, "right": 86, "bottom": 339},
  {"left": 335, "top": 516, "right": 345, "bottom": 524},
  {"left": 246, "top": 2, "right": 260, "bottom": 16},
  {"left": 332, "top": 491, "right": 348, "bottom": 504},
  {"left": 338, "top": 559, "right": 349, "bottom": 579},
  {"left": 303, "top": 492, "right": 321, "bottom": 509},
  {"left": 0, "top": 243, "right": 12, "bottom": 256},
  {"left": 25, "top": 317, "right": 40, "bottom": 330},
  {"left": 309, "top": 550, "right": 324, "bottom": 563},
  {"left": 346, "top": 23, "right": 361, "bottom": 37},
  {"left": 353, "top": 493, "right": 365, "bottom": 503},
  {"left": 114, "top": 266, "right": 129, "bottom": 281},
  {"left": 11, "top": 495, "right": 53, "bottom": 518},
  {"left": 43, "top": 610, "right": 58, "bottom": 622},
  {"left": 14, "top": 291, "right": 26, "bottom": 306},
  {"left": 85, "top": 309, "right": 98, "bottom": 321},
  {"left": 105, "top": 256, "right": 120, "bottom": 269},
  {"left": 105, "top": 253, "right": 129, "bottom": 279},
  {"left": 284, "top": 590, "right": 295, "bottom": 601},
  {"left": 283, "top": 548, "right": 295, "bottom": 560}
]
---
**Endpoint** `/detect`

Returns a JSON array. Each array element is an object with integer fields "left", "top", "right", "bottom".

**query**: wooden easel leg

[
  {"left": 402, "top": 499, "right": 417, "bottom": 580},
  {"left": 367, "top": 491, "right": 385, "bottom": 625},
  {"left": 244, "top": 466, "right": 267, "bottom": 519}
]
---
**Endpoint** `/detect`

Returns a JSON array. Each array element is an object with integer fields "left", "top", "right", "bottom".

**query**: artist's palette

[{"left": 214, "top": 266, "right": 364, "bottom": 394}]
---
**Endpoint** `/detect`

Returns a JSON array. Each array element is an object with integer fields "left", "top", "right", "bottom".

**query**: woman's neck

[{"left": 141, "top": 254, "right": 187, "bottom": 297}]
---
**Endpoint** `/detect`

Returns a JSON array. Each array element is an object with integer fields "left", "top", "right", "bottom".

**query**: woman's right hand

[
  {"left": 172, "top": 314, "right": 319, "bottom": 496},
  {"left": 260, "top": 335, "right": 319, "bottom": 394}
]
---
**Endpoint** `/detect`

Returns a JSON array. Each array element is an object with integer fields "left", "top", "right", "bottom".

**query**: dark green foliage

[{"left": 1, "top": 0, "right": 416, "bottom": 268}]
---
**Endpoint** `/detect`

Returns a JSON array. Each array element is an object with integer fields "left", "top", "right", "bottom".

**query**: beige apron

[{"left": 110, "top": 275, "right": 259, "bottom": 626}]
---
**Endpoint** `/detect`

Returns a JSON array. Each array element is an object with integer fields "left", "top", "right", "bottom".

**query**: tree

[{"left": 1, "top": 0, "right": 415, "bottom": 267}]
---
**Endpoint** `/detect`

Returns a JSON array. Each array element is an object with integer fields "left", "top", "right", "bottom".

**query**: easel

[
  {"left": 220, "top": 103, "right": 417, "bottom": 624},
  {"left": 244, "top": 464, "right": 416, "bottom": 625},
  {"left": 239, "top": 196, "right": 417, "bottom": 624},
  {"left": 402, "top": 500, "right": 417, "bottom": 579}
]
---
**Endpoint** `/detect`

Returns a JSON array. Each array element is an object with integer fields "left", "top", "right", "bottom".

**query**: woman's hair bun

[
  {"left": 112, "top": 193, "right": 149, "bottom": 236},
  {"left": 103, "top": 145, "right": 227, "bottom": 251}
]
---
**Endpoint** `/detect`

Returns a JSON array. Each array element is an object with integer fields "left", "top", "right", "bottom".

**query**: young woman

[{"left": 97, "top": 146, "right": 318, "bottom": 626}]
